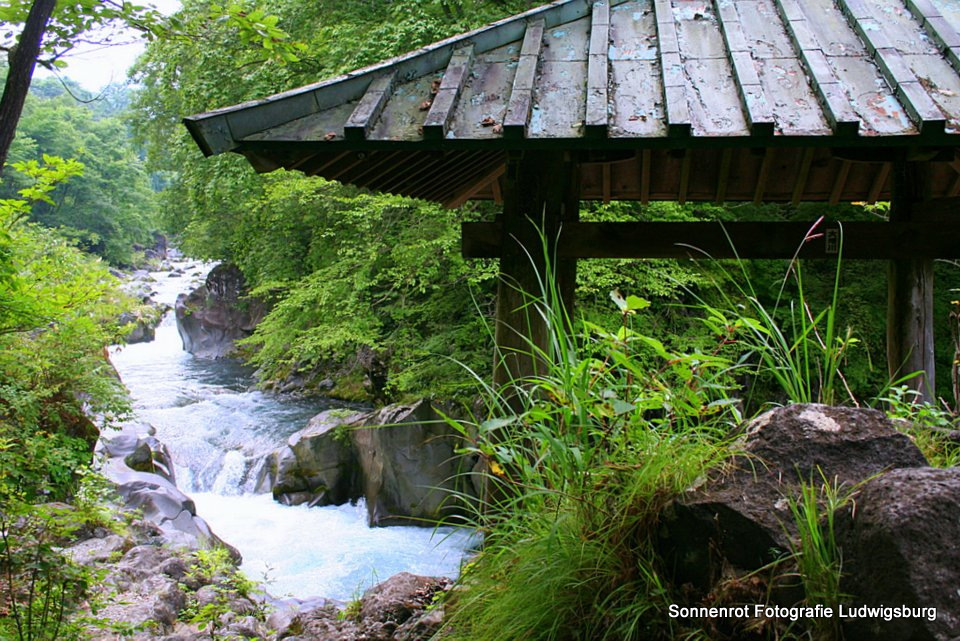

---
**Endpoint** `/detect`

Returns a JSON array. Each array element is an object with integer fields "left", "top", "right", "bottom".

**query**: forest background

[{"left": 4, "top": 0, "right": 960, "bottom": 422}]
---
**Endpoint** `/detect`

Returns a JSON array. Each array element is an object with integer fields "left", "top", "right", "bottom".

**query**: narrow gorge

[{"left": 106, "top": 260, "right": 476, "bottom": 601}]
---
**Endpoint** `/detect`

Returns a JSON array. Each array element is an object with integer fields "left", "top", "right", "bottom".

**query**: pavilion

[{"left": 185, "top": 0, "right": 960, "bottom": 400}]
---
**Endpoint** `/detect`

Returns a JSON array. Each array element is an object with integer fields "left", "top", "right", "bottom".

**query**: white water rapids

[{"left": 107, "top": 261, "right": 476, "bottom": 600}]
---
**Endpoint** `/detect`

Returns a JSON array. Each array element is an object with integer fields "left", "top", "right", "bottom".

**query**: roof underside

[{"left": 185, "top": 0, "right": 960, "bottom": 206}]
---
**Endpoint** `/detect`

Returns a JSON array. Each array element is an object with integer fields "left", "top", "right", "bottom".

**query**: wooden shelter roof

[{"left": 185, "top": 0, "right": 960, "bottom": 207}]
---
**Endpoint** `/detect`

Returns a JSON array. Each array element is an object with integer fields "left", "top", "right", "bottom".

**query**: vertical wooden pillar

[
  {"left": 493, "top": 151, "right": 580, "bottom": 389},
  {"left": 887, "top": 161, "right": 936, "bottom": 401}
]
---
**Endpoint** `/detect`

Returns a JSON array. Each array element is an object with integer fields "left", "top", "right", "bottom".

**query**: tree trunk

[{"left": 0, "top": 0, "right": 56, "bottom": 175}]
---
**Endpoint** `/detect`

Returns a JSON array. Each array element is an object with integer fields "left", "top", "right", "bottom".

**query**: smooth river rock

[
  {"left": 351, "top": 400, "right": 477, "bottom": 527},
  {"left": 258, "top": 400, "right": 478, "bottom": 527},
  {"left": 98, "top": 431, "right": 238, "bottom": 557},
  {"left": 256, "top": 409, "right": 365, "bottom": 506}
]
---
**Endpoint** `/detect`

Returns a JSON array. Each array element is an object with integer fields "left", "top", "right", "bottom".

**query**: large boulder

[
  {"left": 175, "top": 263, "right": 267, "bottom": 359},
  {"left": 658, "top": 404, "right": 928, "bottom": 592},
  {"left": 255, "top": 409, "right": 366, "bottom": 506},
  {"left": 258, "top": 401, "right": 478, "bottom": 527},
  {"left": 837, "top": 467, "right": 960, "bottom": 641},
  {"left": 351, "top": 401, "right": 477, "bottom": 527}
]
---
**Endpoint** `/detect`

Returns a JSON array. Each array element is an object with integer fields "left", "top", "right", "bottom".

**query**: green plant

[
  {"left": 879, "top": 385, "right": 960, "bottom": 467},
  {"left": 694, "top": 218, "right": 858, "bottom": 408},
  {"left": 0, "top": 488, "right": 120, "bottom": 641},
  {"left": 787, "top": 470, "right": 861, "bottom": 641},
  {"left": 181, "top": 547, "right": 265, "bottom": 641}
]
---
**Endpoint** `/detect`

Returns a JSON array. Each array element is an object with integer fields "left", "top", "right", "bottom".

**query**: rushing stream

[{"left": 108, "top": 261, "right": 475, "bottom": 600}]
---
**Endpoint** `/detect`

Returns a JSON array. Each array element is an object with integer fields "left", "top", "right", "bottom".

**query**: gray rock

[
  {"left": 837, "top": 467, "right": 960, "bottom": 641},
  {"left": 256, "top": 409, "right": 366, "bottom": 506},
  {"left": 98, "top": 433, "right": 238, "bottom": 558},
  {"left": 175, "top": 263, "right": 267, "bottom": 359},
  {"left": 123, "top": 435, "right": 177, "bottom": 483},
  {"left": 352, "top": 401, "right": 477, "bottom": 526},
  {"left": 94, "top": 572, "right": 186, "bottom": 633},
  {"left": 64, "top": 534, "right": 130, "bottom": 566},
  {"left": 659, "top": 403, "right": 928, "bottom": 592},
  {"left": 394, "top": 606, "right": 444, "bottom": 641},
  {"left": 359, "top": 572, "right": 450, "bottom": 625}
]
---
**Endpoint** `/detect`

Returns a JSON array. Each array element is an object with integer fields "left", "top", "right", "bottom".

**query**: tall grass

[
  {"left": 787, "top": 470, "right": 862, "bottom": 641},
  {"left": 439, "top": 229, "right": 742, "bottom": 641},
  {"left": 693, "top": 218, "right": 858, "bottom": 407}
]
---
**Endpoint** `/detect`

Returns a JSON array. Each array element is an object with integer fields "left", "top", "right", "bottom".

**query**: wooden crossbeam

[
  {"left": 503, "top": 19, "right": 545, "bottom": 139},
  {"left": 344, "top": 71, "right": 397, "bottom": 141},
  {"left": 462, "top": 220, "right": 960, "bottom": 260},
  {"left": 585, "top": 1, "right": 610, "bottom": 137},
  {"left": 423, "top": 45, "right": 475, "bottom": 141}
]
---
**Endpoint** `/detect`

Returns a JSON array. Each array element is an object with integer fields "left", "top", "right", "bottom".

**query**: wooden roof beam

[
  {"left": 716, "top": 3, "right": 776, "bottom": 136},
  {"left": 791, "top": 147, "right": 815, "bottom": 205},
  {"left": 868, "top": 162, "right": 892, "bottom": 203},
  {"left": 371, "top": 152, "right": 442, "bottom": 193},
  {"left": 640, "top": 149, "right": 651, "bottom": 205},
  {"left": 678, "top": 151, "right": 692, "bottom": 204},
  {"left": 654, "top": 0, "right": 691, "bottom": 137},
  {"left": 716, "top": 148, "right": 733, "bottom": 203},
  {"left": 503, "top": 19, "right": 545, "bottom": 139},
  {"left": 773, "top": 0, "right": 860, "bottom": 137},
  {"left": 830, "top": 159, "right": 852, "bottom": 204},
  {"left": 423, "top": 45, "right": 475, "bottom": 141},
  {"left": 754, "top": 148, "right": 774, "bottom": 205},
  {"left": 836, "top": 0, "right": 946, "bottom": 136},
  {"left": 585, "top": 1, "right": 610, "bottom": 138},
  {"left": 344, "top": 71, "right": 397, "bottom": 141},
  {"left": 336, "top": 150, "right": 406, "bottom": 185},
  {"left": 296, "top": 151, "right": 357, "bottom": 178},
  {"left": 408, "top": 151, "right": 494, "bottom": 197},
  {"left": 440, "top": 159, "right": 507, "bottom": 208}
]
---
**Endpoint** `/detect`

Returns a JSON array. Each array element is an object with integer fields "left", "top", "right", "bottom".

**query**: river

[{"left": 107, "top": 261, "right": 475, "bottom": 600}]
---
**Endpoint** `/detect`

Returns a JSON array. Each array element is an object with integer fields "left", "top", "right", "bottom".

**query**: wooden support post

[
  {"left": 493, "top": 152, "right": 579, "bottom": 389},
  {"left": 888, "top": 161, "right": 936, "bottom": 401}
]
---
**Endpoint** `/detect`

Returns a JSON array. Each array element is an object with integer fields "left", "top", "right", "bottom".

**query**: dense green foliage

[
  {"left": 0, "top": 158, "right": 135, "bottom": 641},
  {"left": 129, "top": 0, "right": 960, "bottom": 403},
  {"left": 0, "top": 77, "right": 158, "bottom": 265}
]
